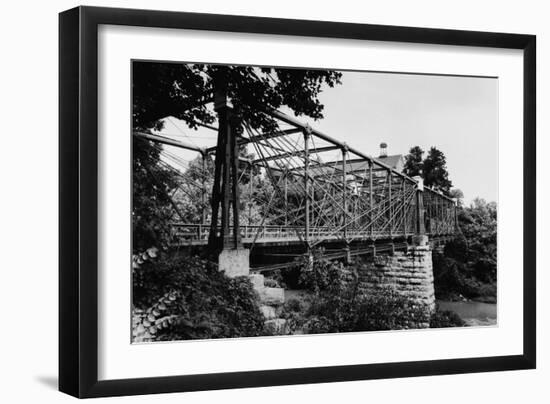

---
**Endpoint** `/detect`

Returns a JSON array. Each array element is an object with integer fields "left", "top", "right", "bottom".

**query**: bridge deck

[{"left": 170, "top": 223, "right": 454, "bottom": 248}]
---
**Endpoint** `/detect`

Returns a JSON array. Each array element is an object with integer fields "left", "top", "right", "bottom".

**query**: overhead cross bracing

[{"left": 134, "top": 99, "right": 458, "bottom": 261}]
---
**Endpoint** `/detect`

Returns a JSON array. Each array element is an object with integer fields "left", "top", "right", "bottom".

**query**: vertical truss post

[
  {"left": 352, "top": 196, "right": 360, "bottom": 229},
  {"left": 342, "top": 144, "right": 351, "bottom": 262},
  {"left": 448, "top": 200, "right": 451, "bottom": 233},
  {"left": 388, "top": 170, "right": 394, "bottom": 254},
  {"left": 284, "top": 175, "right": 288, "bottom": 226},
  {"left": 369, "top": 161, "right": 376, "bottom": 255},
  {"left": 201, "top": 153, "right": 207, "bottom": 225},
  {"left": 388, "top": 170, "right": 393, "bottom": 240},
  {"left": 303, "top": 126, "right": 312, "bottom": 247},
  {"left": 369, "top": 161, "right": 374, "bottom": 239},
  {"left": 453, "top": 198, "right": 458, "bottom": 233},
  {"left": 342, "top": 144, "right": 348, "bottom": 242},
  {"left": 434, "top": 193, "right": 441, "bottom": 234},
  {"left": 248, "top": 163, "right": 253, "bottom": 226},
  {"left": 230, "top": 108, "right": 241, "bottom": 248},
  {"left": 402, "top": 177, "right": 407, "bottom": 237},
  {"left": 208, "top": 91, "right": 242, "bottom": 250},
  {"left": 448, "top": 200, "right": 451, "bottom": 234},
  {"left": 413, "top": 176, "right": 425, "bottom": 236}
]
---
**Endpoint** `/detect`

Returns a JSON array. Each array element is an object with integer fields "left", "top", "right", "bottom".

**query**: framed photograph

[{"left": 59, "top": 6, "right": 536, "bottom": 398}]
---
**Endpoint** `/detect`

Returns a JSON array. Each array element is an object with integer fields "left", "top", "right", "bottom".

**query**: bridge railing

[
  {"left": 423, "top": 188, "right": 457, "bottom": 236},
  {"left": 170, "top": 222, "right": 428, "bottom": 246}
]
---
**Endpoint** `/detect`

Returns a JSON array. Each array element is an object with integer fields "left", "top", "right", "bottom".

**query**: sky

[{"left": 158, "top": 70, "right": 498, "bottom": 205}]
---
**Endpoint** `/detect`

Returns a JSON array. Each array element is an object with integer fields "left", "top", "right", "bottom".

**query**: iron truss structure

[{"left": 134, "top": 93, "right": 458, "bottom": 260}]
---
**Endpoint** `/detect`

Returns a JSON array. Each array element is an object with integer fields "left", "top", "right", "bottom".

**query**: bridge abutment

[{"left": 356, "top": 235, "right": 435, "bottom": 327}]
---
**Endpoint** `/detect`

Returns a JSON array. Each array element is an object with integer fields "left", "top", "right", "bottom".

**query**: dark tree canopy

[
  {"left": 434, "top": 198, "right": 497, "bottom": 301},
  {"left": 404, "top": 146, "right": 453, "bottom": 195},
  {"left": 423, "top": 147, "right": 452, "bottom": 193},
  {"left": 403, "top": 146, "right": 424, "bottom": 177},
  {"left": 133, "top": 62, "right": 342, "bottom": 132}
]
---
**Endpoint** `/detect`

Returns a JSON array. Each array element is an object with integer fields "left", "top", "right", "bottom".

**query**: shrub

[
  {"left": 297, "top": 248, "right": 348, "bottom": 294},
  {"left": 354, "top": 289, "right": 431, "bottom": 331},
  {"left": 293, "top": 252, "right": 432, "bottom": 334},
  {"left": 430, "top": 307, "right": 465, "bottom": 328},
  {"left": 302, "top": 287, "right": 430, "bottom": 334},
  {"left": 133, "top": 253, "right": 265, "bottom": 341},
  {"left": 264, "top": 277, "right": 282, "bottom": 288}
]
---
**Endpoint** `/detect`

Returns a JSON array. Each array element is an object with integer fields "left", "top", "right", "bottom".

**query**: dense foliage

[
  {"left": 133, "top": 254, "right": 265, "bottom": 340},
  {"left": 423, "top": 147, "right": 453, "bottom": 193},
  {"left": 403, "top": 145, "right": 453, "bottom": 194},
  {"left": 429, "top": 306, "right": 466, "bottom": 328},
  {"left": 403, "top": 146, "right": 424, "bottom": 177},
  {"left": 133, "top": 62, "right": 342, "bottom": 133},
  {"left": 279, "top": 252, "right": 432, "bottom": 333},
  {"left": 433, "top": 198, "right": 497, "bottom": 302}
]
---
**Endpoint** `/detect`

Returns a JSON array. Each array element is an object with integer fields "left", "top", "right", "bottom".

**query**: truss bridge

[{"left": 135, "top": 93, "right": 458, "bottom": 271}]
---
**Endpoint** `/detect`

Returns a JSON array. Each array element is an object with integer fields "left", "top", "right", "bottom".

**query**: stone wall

[
  {"left": 218, "top": 247, "right": 289, "bottom": 333},
  {"left": 356, "top": 244, "right": 435, "bottom": 327},
  {"left": 248, "top": 273, "right": 289, "bottom": 333}
]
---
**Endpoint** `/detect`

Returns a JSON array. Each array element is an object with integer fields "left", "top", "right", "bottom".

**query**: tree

[
  {"left": 132, "top": 62, "right": 343, "bottom": 251},
  {"left": 132, "top": 136, "right": 179, "bottom": 252},
  {"left": 449, "top": 188, "right": 464, "bottom": 207},
  {"left": 404, "top": 146, "right": 453, "bottom": 194},
  {"left": 133, "top": 62, "right": 342, "bottom": 134},
  {"left": 434, "top": 198, "right": 497, "bottom": 301},
  {"left": 403, "top": 146, "right": 424, "bottom": 177},
  {"left": 423, "top": 147, "right": 452, "bottom": 194}
]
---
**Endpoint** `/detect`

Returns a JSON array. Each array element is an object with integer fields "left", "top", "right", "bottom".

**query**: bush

[
  {"left": 133, "top": 254, "right": 265, "bottom": 341},
  {"left": 432, "top": 253, "right": 496, "bottom": 302},
  {"left": 430, "top": 307, "right": 465, "bottom": 328},
  {"left": 354, "top": 290, "right": 430, "bottom": 331},
  {"left": 434, "top": 199, "right": 497, "bottom": 302},
  {"left": 293, "top": 253, "right": 431, "bottom": 333},
  {"left": 264, "top": 277, "right": 282, "bottom": 288},
  {"left": 271, "top": 298, "right": 304, "bottom": 334},
  {"left": 302, "top": 287, "right": 430, "bottom": 334},
  {"left": 296, "top": 248, "right": 349, "bottom": 294}
]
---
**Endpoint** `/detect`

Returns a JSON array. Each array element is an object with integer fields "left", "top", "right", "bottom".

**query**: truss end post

[
  {"left": 344, "top": 241, "right": 352, "bottom": 264},
  {"left": 370, "top": 242, "right": 376, "bottom": 257}
]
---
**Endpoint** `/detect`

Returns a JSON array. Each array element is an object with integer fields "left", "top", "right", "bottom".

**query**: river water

[{"left": 437, "top": 300, "right": 497, "bottom": 326}]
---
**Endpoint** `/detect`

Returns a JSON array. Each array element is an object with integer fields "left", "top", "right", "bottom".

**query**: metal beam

[
  {"left": 251, "top": 145, "right": 340, "bottom": 164},
  {"left": 134, "top": 131, "right": 205, "bottom": 155},
  {"left": 205, "top": 127, "right": 302, "bottom": 154},
  {"left": 265, "top": 108, "right": 417, "bottom": 184}
]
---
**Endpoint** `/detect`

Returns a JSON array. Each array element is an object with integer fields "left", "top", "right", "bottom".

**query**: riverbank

[
  {"left": 437, "top": 300, "right": 497, "bottom": 326},
  {"left": 435, "top": 286, "right": 497, "bottom": 304}
]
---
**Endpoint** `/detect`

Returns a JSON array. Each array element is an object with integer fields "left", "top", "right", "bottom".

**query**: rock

[
  {"left": 265, "top": 318, "right": 288, "bottom": 334},
  {"left": 260, "top": 305, "right": 277, "bottom": 319},
  {"left": 259, "top": 287, "right": 285, "bottom": 306},
  {"left": 248, "top": 274, "right": 265, "bottom": 292}
]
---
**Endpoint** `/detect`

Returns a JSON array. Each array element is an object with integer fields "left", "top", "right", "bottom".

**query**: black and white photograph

[
  {"left": 0, "top": 0, "right": 544, "bottom": 401},
  {"left": 131, "top": 61, "right": 498, "bottom": 342}
]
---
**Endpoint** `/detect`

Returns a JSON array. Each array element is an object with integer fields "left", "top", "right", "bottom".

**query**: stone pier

[{"left": 356, "top": 236, "right": 435, "bottom": 327}]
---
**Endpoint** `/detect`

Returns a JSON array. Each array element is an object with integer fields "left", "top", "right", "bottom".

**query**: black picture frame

[{"left": 59, "top": 5, "right": 536, "bottom": 398}]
